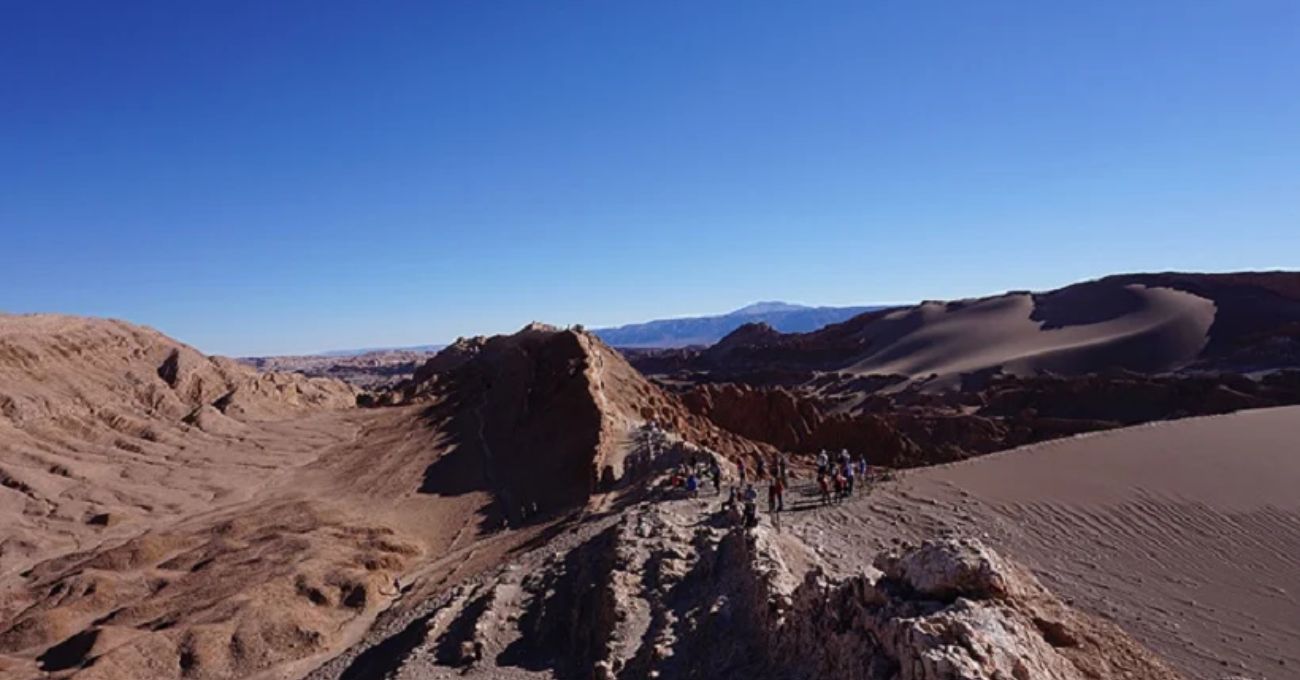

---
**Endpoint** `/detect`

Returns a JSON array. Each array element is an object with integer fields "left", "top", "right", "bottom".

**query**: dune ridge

[{"left": 646, "top": 272, "right": 1300, "bottom": 387}]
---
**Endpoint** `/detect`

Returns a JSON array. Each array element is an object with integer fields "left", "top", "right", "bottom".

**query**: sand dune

[
  {"left": 670, "top": 273, "right": 1300, "bottom": 391},
  {"left": 845, "top": 285, "right": 1215, "bottom": 386},
  {"left": 872, "top": 407, "right": 1300, "bottom": 679}
]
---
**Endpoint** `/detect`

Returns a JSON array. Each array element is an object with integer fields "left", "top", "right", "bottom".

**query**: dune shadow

[{"left": 1030, "top": 282, "right": 1144, "bottom": 329}]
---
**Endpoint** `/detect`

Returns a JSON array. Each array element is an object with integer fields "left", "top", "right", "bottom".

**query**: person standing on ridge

[{"left": 743, "top": 483, "right": 759, "bottom": 528}]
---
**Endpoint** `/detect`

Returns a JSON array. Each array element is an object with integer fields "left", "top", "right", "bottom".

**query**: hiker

[
  {"left": 816, "top": 449, "right": 829, "bottom": 477},
  {"left": 739, "top": 460, "right": 748, "bottom": 487},
  {"left": 686, "top": 471, "right": 699, "bottom": 498},
  {"left": 770, "top": 476, "right": 785, "bottom": 512},
  {"left": 843, "top": 458, "right": 855, "bottom": 496},
  {"left": 709, "top": 461, "right": 722, "bottom": 494},
  {"left": 743, "top": 484, "right": 759, "bottom": 528},
  {"left": 776, "top": 453, "right": 788, "bottom": 482},
  {"left": 722, "top": 486, "right": 741, "bottom": 524},
  {"left": 756, "top": 456, "right": 767, "bottom": 481},
  {"left": 818, "top": 472, "right": 831, "bottom": 506}
]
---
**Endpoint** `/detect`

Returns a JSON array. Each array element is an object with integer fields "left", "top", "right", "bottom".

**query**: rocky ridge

[{"left": 308, "top": 492, "right": 1180, "bottom": 680}]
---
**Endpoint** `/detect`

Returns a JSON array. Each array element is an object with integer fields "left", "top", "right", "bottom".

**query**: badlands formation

[{"left": 1, "top": 271, "right": 1299, "bottom": 680}]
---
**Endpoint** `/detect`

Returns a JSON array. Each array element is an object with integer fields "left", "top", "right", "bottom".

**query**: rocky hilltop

[{"left": 380, "top": 323, "right": 771, "bottom": 523}]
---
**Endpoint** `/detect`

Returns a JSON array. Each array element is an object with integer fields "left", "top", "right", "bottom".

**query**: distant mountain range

[
  {"left": 308, "top": 302, "right": 885, "bottom": 356},
  {"left": 591, "top": 301, "right": 887, "bottom": 348},
  {"left": 318, "top": 344, "right": 445, "bottom": 357}
]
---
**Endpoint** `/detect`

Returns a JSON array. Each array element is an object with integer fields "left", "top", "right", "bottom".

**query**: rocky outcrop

[
  {"left": 678, "top": 383, "right": 950, "bottom": 466},
  {"left": 312, "top": 499, "right": 1179, "bottom": 680},
  {"left": 383, "top": 325, "right": 774, "bottom": 524},
  {"left": 792, "top": 537, "right": 1182, "bottom": 679},
  {"left": 680, "top": 383, "right": 822, "bottom": 451},
  {"left": 399, "top": 335, "right": 491, "bottom": 399},
  {"left": 671, "top": 371, "right": 1300, "bottom": 469}
]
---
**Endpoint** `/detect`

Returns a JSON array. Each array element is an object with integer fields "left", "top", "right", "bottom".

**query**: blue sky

[{"left": 3, "top": 1, "right": 1298, "bottom": 355}]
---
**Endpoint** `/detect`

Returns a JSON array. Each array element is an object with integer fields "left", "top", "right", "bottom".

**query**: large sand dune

[
  {"left": 680, "top": 272, "right": 1300, "bottom": 389},
  {"left": 845, "top": 285, "right": 1215, "bottom": 385}
]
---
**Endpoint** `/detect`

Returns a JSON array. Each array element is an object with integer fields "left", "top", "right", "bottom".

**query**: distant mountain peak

[
  {"left": 729, "top": 301, "right": 809, "bottom": 316},
  {"left": 592, "top": 302, "right": 885, "bottom": 349}
]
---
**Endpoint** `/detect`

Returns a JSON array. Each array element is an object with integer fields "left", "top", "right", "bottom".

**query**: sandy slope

[
  {"left": 908, "top": 407, "right": 1300, "bottom": 679},
  {"left": 846, "top": 285, "right": 1215, "bottom": 387},
  {"left": 795, "top": 407, "right": 1300, "bottom": 679}
]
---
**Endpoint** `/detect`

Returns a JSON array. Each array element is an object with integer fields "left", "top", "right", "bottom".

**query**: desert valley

[{"left": 1, "top": 272, "right": 1298, "bottom": 680}]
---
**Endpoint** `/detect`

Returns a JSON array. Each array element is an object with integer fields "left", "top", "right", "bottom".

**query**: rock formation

[
  {"left": 312, "top": 496, "right": 1180, "bottom": 680},
  {"left": 667, "top": 370, "right": 1300, "bottom": 467}
]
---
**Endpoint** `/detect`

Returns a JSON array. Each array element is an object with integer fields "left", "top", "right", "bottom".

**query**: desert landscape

[
  {"left": 8, "top": 3, "right": 1298, "bottom": 677},
  {"left": 2, "top": 272, "right": 1298, "bottom": 680}
]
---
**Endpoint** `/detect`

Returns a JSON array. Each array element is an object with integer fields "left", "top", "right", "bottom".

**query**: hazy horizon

[{"left": 4, "top": 2, "right": 1298, "bottom": 355}]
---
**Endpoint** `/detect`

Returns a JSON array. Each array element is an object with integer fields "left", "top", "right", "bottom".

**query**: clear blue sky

[{"left": 3, "top": 2, "right": 1298, "bottom": 355}]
